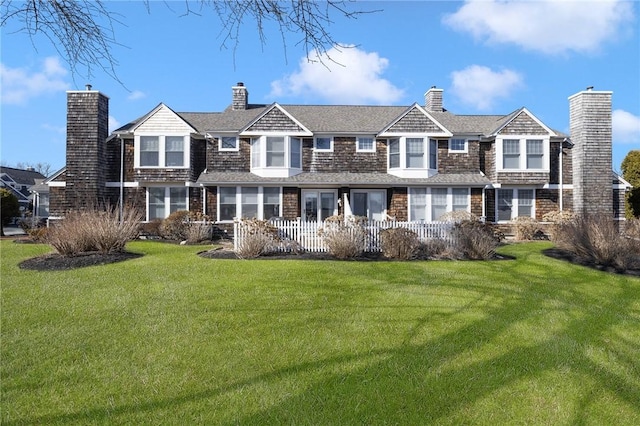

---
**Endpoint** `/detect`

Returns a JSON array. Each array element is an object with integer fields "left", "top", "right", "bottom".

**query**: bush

[
  {"left": 46, "top": 205, "right": 142, "bottom": 256},
  {"left": 624, "top": 218, "right": 640, "bottom": 239},
  {"left": 159, "top": 210, "right": 213, "bottom": 243},
  {"left": 380, "top": 227, "right": 420, "bottom": 260},
  {"left": 319, "top": 215, "right": 367, "bottom": 260},
  {"left": 554, "top": 214, "right": 640, "bottom": 271},
  {"left": 418, "top": 238, "right": 451, "bottom": 259},
  {"left": 512, "top": 216, "right": 542, "bottom": 241},
  {"left": 451, "top": 220, "right": 500, "bottom": 260},
  {"left": 438, "top": 210, "right": 479, "bottom": 223},
  {"left": 542, "top": 210, "right": 577, "bottom": 242},
  {"left": 234, "top": 219, "right": 279, "bottom": 259},
  {"left": 140, "top": 219, "right": 162, "bottom": 238}
]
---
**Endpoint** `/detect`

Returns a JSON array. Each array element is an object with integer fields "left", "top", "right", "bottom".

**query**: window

[
  {"left": 136, "top": 135, "right": 188, "bottom": 168},
  {"left": 357, "top": 137, "right": 375, "bottom": 152},
  {"left": 147, "top": 187, "right": 188, "bottom": 220},
  {"left": 431, "top": 188, "right": 448, "bottom": 221},
  {"left": 302, "top": 190, "right": 337, "bottom": 221},
  {"left": 429, "top": 139, "right": 438, "bottom": 169},
  {"left": 220, "top": 136, "right": 238, "bottom": 151},
  {"left": 526, "top": 139, "right": 543, "bottom": 169},
  {"left": 165, "top": 137, "right": 184, "bottom": 167},
  {"left": 503, "top": 139, "right": 520, "bottom": 169},
  {"left": 497, "top": 188, "right": 535, "bottom": 221},
  {"left": 389, "top": 139, "right": 400, "bottom": 168},
  {"left": 140, "top": 136, "right": 159, "bottom": 166},
  {"left": 409, "top": 188, "right": 471, "bottom": 221},
  {"left": 218, "top": 187, "right": 282, "bottom": 222},
  {"left": 449, "top": 138, "right": 467, "bottom": 153},
  {"left": 352, "top": 190, "right": 385, "bottom": 221},
  {"left": 36, "top": 193, "right": 49, "bottom": 217},
  {"left": 406, "top": 138, "right": 424, "bottom": 168},
  {"left": 266, "top": 137, "right": 285, "bottom": 167},
  {"left": 250, "top": 136, "right": 302, "bottom": 177},
  {"left": 314, "top": 137, "right": 332, "bottom": 151},
  {"left": 452, "top": 188, "right": 469, "bottom": 211},
  {"left": 409, "top": 188, "right": 427, "bottom": 221}
]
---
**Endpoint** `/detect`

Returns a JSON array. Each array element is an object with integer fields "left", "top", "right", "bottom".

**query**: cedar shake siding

[{"left": 48, "top": 83, "right": 629, "bottom": 230}]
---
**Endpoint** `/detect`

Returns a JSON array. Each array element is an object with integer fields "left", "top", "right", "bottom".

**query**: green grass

[{"left": 2, "top": 240, "right": 639, "bottom": 425}]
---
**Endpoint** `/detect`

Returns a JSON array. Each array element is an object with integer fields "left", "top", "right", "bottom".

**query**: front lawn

[{"left": 2, "top": 240, "right": 639, "bottom": 424}]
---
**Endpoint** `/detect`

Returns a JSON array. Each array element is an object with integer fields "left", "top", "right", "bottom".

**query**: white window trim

[
  {"left": 314, "top": 136, "right": 334, "bottom": 152},
  {"left": 448, "top": 138, "right": 468, "bottom": 153},
  {"left": 301, "top": 189, "right": 339, "bottom": 221},
  {"left": 350, "top": 189, "right": 387, "bottom": 221},
  {"left": 356, "top": 136, "right": 376, "bottom": 153},
  {"left": 408, "top": 187, "right": 470, "bottom": 221},
  {"left": 250, "top": 135, "right": 302, "bottom": 178},
  {"left": 216, "top": 186, "right": 283, "bottom": 222},
  {"left": 146, "top": 185, "right": 189, "bottom": 221},
  {"left": 495, "top": 187, "right": 536, "bottom": 222},
  {"left": 387, "top": 136, "right": 438, "bottom": 179},
  {"left": 134, "top": 134, "right": 190, "bottom": 169},
  {"left": 218, "top": 136, "right": 239, "bottom": 152},
  {"left": 496, "top": 136, "right": 549, "bottom": 171}
]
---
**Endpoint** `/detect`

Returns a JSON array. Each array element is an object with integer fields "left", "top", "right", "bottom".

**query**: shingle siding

[
  {"left": 387, "top": 108, "right": 445, "bottom": 133},
  {"left": 499, "top": 111, "right": 549, "bottom": 135}
]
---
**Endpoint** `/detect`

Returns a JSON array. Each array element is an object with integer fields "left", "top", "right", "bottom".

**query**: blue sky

[{"left": 1, "top": 0, "right": 639, "bottom": 173}]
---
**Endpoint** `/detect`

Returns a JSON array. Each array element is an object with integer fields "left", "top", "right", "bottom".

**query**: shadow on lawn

[{"left": 14, "top": 253, "right": 640, "bottom": 424}]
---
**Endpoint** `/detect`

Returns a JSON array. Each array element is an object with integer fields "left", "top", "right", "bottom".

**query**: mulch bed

[{"left": 18, "top": 251, "right": 143, "bottom": 271}]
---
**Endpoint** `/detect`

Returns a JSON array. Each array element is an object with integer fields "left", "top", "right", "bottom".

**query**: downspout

[
  {"left": 202, "top": 186, "right": 207, "bottom": 216},
  {"left": 119, "top": 134, "right": 124, "bottom": 224},
  {"left": 559, "top": 141, "right": 563, "bottom": 211}
]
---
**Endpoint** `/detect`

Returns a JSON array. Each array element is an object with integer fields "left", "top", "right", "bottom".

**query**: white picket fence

[{"left": 234, "top": 218, "right": 455, "bottom": 253}]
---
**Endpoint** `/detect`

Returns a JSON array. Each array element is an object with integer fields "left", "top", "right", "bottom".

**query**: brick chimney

[
  {"left": 569, "top": 87, "right": 613, "bottom": 216},
  {"left": 424, "top": 86, "right": 444, "bottom": 113},
  {"left": 232, "top": 82, "right": 248, "bottom": 110},
  {"left": 63, "top": 86, "right": 110, "bottom": 212}
]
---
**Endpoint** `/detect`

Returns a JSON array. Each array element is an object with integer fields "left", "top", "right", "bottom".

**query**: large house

[
  {"left": 44, "top": 82, "right": 631, "bottom": 233},
  {"left": 0, "top": 166, "right": 46, "bottom": 216}
]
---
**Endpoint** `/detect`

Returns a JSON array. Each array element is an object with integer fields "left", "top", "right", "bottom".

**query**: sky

[{"left": 1, "top": 0, "right": 639, "bottom": 174}]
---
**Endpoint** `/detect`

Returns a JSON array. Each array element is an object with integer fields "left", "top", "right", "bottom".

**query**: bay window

[
  {"left": 388, "top": 137, "right": 438, "bottom": 177},
  {"left": 251, "top": 136, "right": 302, "bottom": 177}
]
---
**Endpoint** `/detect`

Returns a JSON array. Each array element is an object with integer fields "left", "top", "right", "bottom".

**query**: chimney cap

[
  {"left": 236, "top": 82, "right": 244, "bottom": 87},
  {"left": 586, "top": 86, "right": 594, "bottom": 91},
  {"left": 85, "top": 84, "right": 93, "bottom": 91}
]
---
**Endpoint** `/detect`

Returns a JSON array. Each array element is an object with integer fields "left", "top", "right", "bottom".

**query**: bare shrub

[
  {"left": 319, "top": 215, "right": 367, "bottom": 259},
  {"left": 380, "top": 227, "right": 420, "bottom": 260},
  {"left": 451, "top": 220, "right": 500, "bottom": 260},
  {"left": 624, "top": 218, "right": 640, "bottom": 239},
  {"left": 419, "top": 238, "right": 451, "bottom": 259},
  {"left": 512, "top": 216, "right": 542, "bottom": 241},
  {"left": 160, "top": 210, "right": 191, "bottom": 240},
  {"left": 438, "top": 210, "right": 479, "bottom": 223},
  {"left": 140, "top": 219, "right": 162, "bottom": 238},
  {"left": 46, "top": 205, "right": 142, "bottom": 256},
  {"left": 235, "top": 219, "right": 279, "bottom": 259},
  {"left": 542, "top": 210, "right": 577, "bottom": 242},
  {"left": 556, "top": 214, "right": 640, "bottom": 271}
]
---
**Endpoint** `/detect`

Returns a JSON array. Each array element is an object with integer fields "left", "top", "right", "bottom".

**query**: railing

[{"left": 234, "top": 218, "right": 455, "bottom": 253}]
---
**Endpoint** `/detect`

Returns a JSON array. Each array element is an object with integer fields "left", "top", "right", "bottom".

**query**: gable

[
  {"left": 497, "top": 109, "right": 555, "bottom": 136},
  {"left": 241, "top": 104, "right": 312, "bottom": 135},
  {"left": 379, "top": 105, "right": 451, "bottom": 136},
  {"left": 134, "top": 104, "right": 196, "bottom": 134}
]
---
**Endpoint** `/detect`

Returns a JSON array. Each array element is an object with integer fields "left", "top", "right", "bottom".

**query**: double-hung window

[
  {"left": 431, "top": 188, "right": 448, "bottom": 221},
  {"left": 406, "top": 138, "right": 424, "bottom": 168},
  {"left": 266, "top": 137, "right": 285, "bottom": 167},
  {"left": 388, "top": 137, "right": 438, "bottom": 176},
  {"left": 409, "top": 187, "right": 470, "bottom": 221},
  {"left": 409, "top": 188, "right": 427, "bottom": 221},
  {"left": 136, "top": 135, "right": 188, "bottom": 168},
  {"left": 251, "top": 136, "right": 302, "bottom": 177},
  {"left": 526, "top": 139, "right": 543, "bottom": 169},
  {"left": 503, "top": 139, "right": 520, "bottom": 169},
  {"left": 389, "top": 139, "right": 400, "bottom": 168}
]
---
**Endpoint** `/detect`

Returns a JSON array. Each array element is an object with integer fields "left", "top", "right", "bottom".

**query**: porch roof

[{"left": 196, "top": 171, "right": 491, "bottom": 187}]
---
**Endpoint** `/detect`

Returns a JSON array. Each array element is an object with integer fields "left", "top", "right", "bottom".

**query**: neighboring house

[
  {"left": 48, "top": 83, "right": 631, "bottom": 234},
  {"left": 0, "top": 166, "right": 46, "bottom": 216}
]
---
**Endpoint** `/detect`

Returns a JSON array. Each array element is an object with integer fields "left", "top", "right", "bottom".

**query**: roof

[
  {"left": 0, "top": 166, "right": 46, "bottom": 185},
  {"left": 196, "top": 171, "right": 491, "bottom": 187}
]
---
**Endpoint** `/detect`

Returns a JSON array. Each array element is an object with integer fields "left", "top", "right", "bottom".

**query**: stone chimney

[
  {"left": 232, "top": 82, "right": 248, "bottom": 110},
  {"left": 569, "top": 87, "right": 613, "bottom": 216},
  {"left": 62, "top": 86, "right": 110, "bottom": 212},
  {"left": 425, "top": 86, "right": 444, "bottom": 113}
]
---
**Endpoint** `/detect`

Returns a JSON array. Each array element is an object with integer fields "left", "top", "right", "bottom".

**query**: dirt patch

[
  {"left": 543, "top": 247, "right": 640, "bottom": 277},
  {"left": 19, "top": 251, "right": 143, "bottom": 271}
]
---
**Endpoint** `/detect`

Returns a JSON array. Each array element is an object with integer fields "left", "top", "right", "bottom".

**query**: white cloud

[
  {"left": 127, "top": 90, "right": 146, "bottom": 101},
  {"left": 443, "top": 0, "right": 634, "bottom": 55},
  {"left": 613, "top": 109, "right": 640, "bottom": 144},
  {"left": 109, "top": 116, "right": 121, "bottom": 133},
  {"left": 450, "top": 65, "right": 523, "bottom": 111},
  {"left": 0, "top": 56, "right": 70, "bottom": 105},
  {"left": 269, "top": 45, "right": 404, "bottom": 104}
]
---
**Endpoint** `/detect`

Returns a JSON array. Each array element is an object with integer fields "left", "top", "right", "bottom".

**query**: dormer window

[
  {"left": 388, "top": 137, "right": 438, "bottom": 178},
  {"left": 497, "top": 136, "right": 548, "bottom": 171},
  {"left": 219, "top": 136, "right": 239, "bottom": 151},
  {"left": 250, "top": 136, "right": 302, "bottom": 177},
  {"left": 135, "top": 134, "right": 189, "bottom": 168}
]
